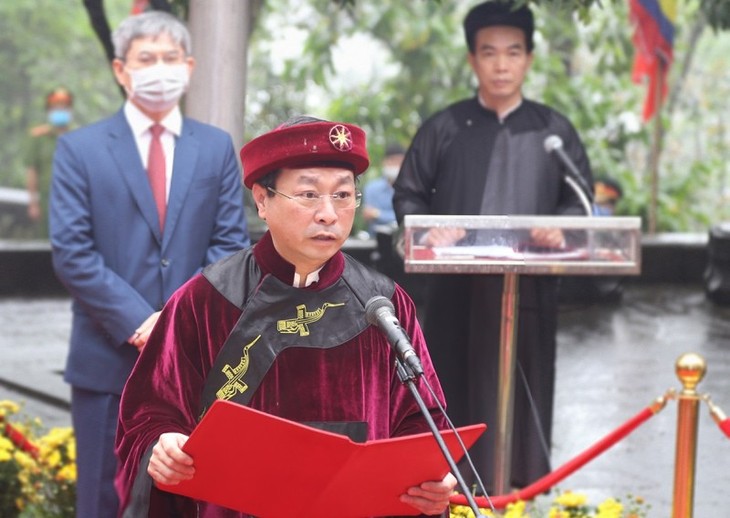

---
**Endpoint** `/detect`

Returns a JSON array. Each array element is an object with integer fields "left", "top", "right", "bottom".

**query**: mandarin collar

[
  {"left": 252, "top": 231, "right": 345, "bottom": 289},
  {"left": 475, "top": 94, "right": 523, "bottom": 123}
]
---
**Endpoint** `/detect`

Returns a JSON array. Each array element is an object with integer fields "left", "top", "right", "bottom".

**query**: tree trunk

[
  {"left": 186, "top": 0, "right": 251, "bottom": 148},
  {"left": 185, "top": 0, "right": 265, "bottom": 233}
]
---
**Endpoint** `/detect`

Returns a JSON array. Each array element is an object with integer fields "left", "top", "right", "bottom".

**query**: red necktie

[{"left": 147, "top": 124, "right": 167, "bottom": 232}]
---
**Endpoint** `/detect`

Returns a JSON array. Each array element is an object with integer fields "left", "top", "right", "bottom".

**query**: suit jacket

[{"left": 50, "top": 108, "right": 249, "bottom": 395}]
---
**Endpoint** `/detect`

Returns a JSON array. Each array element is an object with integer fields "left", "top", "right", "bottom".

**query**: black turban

[{"left": 463, "top": 1, "right": 534, "bottom": 53}]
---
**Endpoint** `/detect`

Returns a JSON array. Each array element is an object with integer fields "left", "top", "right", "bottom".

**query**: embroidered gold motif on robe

[
  {"left": 216, "top": 335, "right": 261, "bottom": 400},
  {"left": 276, "top": 302, "right": 345, "bottom": 337}
]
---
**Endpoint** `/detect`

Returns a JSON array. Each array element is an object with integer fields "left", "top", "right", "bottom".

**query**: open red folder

[{"left": 158, "top": 399, "right": 486, "bottom": 517}]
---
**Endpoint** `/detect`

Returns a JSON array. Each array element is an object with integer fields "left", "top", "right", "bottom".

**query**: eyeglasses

[
  {"left": 267, "top": 187, "right": 362, "bottom": 209},
  {"left": 126, "top": 51, "right": 187, "bottom": 67}
]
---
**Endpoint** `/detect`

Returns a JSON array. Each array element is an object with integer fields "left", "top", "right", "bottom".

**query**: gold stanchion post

[{"left": 672, "top": 352, "right": 706, "bottom": 518}]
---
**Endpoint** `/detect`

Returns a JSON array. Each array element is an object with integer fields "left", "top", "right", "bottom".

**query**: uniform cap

[{"left": 46, "top": 87, "right": 73, "bottom": 108}]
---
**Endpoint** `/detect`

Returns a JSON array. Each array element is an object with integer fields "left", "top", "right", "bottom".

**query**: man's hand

[
  {"left": 27, "top": 199, "right": 41, "bottom": 221},
  {"left": 530, "top": 227, "right": 565, "bottom": 249},
  {"left": 129, "top": 311, "right": 161, "bottom": 350},
  {"left": 147, "top": 433, "right": 195, "bottom": 486},
  {"left": 361, "top": 206, "right": 380, "bottom": 222},
  {"left": 400, "top": 472, "right": 457, "bottom": 516},
  {"left": 422, "top": 227, "right": 467, "bottom": 247}
]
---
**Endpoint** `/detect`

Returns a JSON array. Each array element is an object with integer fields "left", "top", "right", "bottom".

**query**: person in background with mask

[
  {"left": 361, "top": 143, "right": 405, "bottom": 237},
  {"left": 49, "top": 11, "right": 249, "bottom": 517},
  {"left": 23, "top": 87, "right": 74, "bottom": 238},
  {"left": 592, "top": 176, "right": 623, "bottom": 216}
]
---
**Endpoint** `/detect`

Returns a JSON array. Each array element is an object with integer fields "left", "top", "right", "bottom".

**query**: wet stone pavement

[
  {"left": 1, "top": 283, "right": 728, "bottom": 516},
  {"left": 553, "top": 283, "right": 730, "bottom": 517}
]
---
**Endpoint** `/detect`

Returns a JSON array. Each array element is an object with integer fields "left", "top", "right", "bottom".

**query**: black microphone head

[
  {"left": 365, "top": 296, "right": 395, "bottom": 325},
  {"left": 544, "top": 134, "right": 563, "bottom": 153}
]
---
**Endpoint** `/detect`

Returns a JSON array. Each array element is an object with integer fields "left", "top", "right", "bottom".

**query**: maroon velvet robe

[{"left": 115, "top": 232, "right": 447, "bottom": 517}]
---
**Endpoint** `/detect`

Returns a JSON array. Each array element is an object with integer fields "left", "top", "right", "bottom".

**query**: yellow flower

[
  {"left": 450, "top": 504, "right": 496, "bottom": 517},
  {"left": 0, "top": 435, "right": 15, "bottom": 452},
  {"left": 56, "top": 463, "right": 77, "bottom": 482},
  {"left": 504, "top": 500, "right": 527, "bottom": 518},
  {"left": 44, "top": 449, "right": 62, "bottom": 468},
  {"left": 44, "top": 427, "right": 72, "bottom": 448},
  {"left": 13, "top": 450, "right": 37, "bottom": 471},
  {"left": 596, "top": 498, "right": 624, "bottom": 518},
  {"left": 554, "top": 490, "right": 587, "bottom": 508},
  {"left": 67, "top": 439, "right": 76, "bottom": 461},
  {"left": 0, "top": 402, "right": 77, "bottom": 516},
  {"left": 451, "top": 504, "right": 477, "bottom": 517},
  {"left": 0, "top": 400, "right": 20, "bottom": 416}
]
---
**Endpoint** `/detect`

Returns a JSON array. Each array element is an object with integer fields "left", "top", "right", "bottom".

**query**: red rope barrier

[
  {"left": 451, "top": 399, "right": 666, "bottom": 510},
  {"left": 1, "top": 418, "right": 40, "bottom": 458},
  {"left": 719, "top": 419, "right": 730, "bottom": 439},
  {"left": 706, "top": 397, "right": 730, "bottom": 439},
  {"left": 718, "top": 418, "right": 730, "bottom": 439}
]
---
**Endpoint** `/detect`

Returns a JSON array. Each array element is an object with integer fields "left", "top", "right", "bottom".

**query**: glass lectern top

[{"left": 403, "top": 215, "right": 641, "bottom": 275}]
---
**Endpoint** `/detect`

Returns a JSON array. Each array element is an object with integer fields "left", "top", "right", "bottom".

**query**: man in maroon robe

[{"left": 115, "top": 116, "right": 457, "bottom": 517}]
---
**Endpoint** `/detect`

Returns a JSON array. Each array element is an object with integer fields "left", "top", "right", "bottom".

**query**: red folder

[{"left": 158, "top": 399, "right": 486, "bottom": 517}]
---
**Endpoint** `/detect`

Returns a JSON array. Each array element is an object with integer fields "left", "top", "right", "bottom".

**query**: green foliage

[
  {"left": 5, "top": 0, "right": 730, "bottom": 237},
  {"left": 0, "top": 0, "right": 129, "bottom": 193},
  {"left": 247, "top": 1, "right": 476, "bottom": 234},
  {"left": 701, "top": 0, "right": 730, "bottom": 32},
  {"left": 245, "top": 0, "right": 730, "bottom": 233}
]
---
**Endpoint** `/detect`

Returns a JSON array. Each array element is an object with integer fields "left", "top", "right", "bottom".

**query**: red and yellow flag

[{"left": 629, "top": 0, "right": 676, "bottom": 121}]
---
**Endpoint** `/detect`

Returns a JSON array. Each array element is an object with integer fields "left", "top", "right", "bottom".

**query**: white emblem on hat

[{"left": 329, "top": 124, "right": 353, "bottom": 152}]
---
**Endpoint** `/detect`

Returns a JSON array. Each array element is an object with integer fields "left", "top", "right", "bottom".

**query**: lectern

[{"left": 403, "top": 214, "right": 642, "bottom": 494}]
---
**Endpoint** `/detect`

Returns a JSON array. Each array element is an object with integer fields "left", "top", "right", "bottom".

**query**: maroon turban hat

[{"left": 240, "top": 119, "right": 370, "bottom": 189}]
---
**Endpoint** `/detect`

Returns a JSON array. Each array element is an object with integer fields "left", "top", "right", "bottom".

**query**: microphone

[
  {"left": 365, "top": 296, "right": 424, "bottom": 376},
  {"left": 544, "top": 135, "right": 594, "bottom": 209}
]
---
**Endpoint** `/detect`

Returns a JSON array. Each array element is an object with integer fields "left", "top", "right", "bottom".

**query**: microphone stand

[
  {"left": 561, "top": 175, "right": 596, "bottom": 263},
  {"left": 563, "top": 175, "right": 593, "bottom": 217},
  {"left": 394, "top": 358, "right": 486, "bottom": 516}
]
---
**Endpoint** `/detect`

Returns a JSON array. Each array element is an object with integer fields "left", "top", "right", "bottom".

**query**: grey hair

[{"left": 112, "top": 11, "right": 192, "bottom": 60}]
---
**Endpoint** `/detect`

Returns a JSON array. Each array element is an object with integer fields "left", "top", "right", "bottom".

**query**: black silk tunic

[{"left": 393, "top": 97, "right": 593, "bottom": 490}]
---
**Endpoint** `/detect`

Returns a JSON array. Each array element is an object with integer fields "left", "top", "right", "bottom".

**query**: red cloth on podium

[{"left": 115, "top": 232, "right": 449, "bottom": 517}]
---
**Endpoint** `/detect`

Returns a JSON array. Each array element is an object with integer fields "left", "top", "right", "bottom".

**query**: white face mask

[
  {"left": 382, "top": 165, "right": 400, "bottom": 183},
  {"left": 127, "top": 63, "right": 189, "bottom": 113}
]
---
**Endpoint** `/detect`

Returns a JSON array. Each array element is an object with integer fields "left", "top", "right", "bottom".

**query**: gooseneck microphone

[
  {"left": 544, "top": 134, "right": 593, "bottom": 216},
  {"left": 365, "top": 296, "right": 424, "bottom": 376},
  {"left": 365, "top": 297, "right": 489, "bottom": 516}
]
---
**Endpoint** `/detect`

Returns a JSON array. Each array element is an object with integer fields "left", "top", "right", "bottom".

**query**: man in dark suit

[{"left": 49, "top": 11, "right": 249, "bottom": 517}]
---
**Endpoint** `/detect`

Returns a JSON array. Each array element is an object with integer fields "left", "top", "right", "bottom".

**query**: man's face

[
  {"left": 111, "top": 33, "right": 194, "bottom": 99},
  {"left": 253, "top": 167, "right": 357, "bottom": 274},
  {"left": 467, "top": 25, "right": 533, "bottom": 109},
  {"left": 382, "top": 153, "right": 405, "bottom": 183}
]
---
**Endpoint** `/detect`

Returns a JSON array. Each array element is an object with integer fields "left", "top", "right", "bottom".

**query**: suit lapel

[
  {"left": 108, "top": 110, "right": 163, "bottom": 244},
  {"left": 163, "top": 119, "right": 199, "bottom": 250}
]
